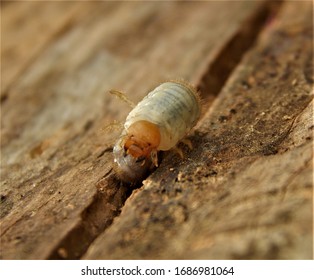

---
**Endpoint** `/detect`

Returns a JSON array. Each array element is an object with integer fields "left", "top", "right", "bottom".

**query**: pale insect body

[{"left": 113, "top": 81, "right": 201, "bottom": 184}]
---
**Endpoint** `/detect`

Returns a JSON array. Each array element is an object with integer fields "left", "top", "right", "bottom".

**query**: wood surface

[{"left": 0, "top": 1, "right": 313, "bottom": 260}]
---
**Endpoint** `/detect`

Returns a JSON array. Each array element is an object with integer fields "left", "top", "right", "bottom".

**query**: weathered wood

[
  {"left": 0, "top": 1, "right": 276, "bottom": 259},
  {"left": 83, "top": 1, "right": 313, "bottom": 259},
  {"left": 1, "top": 1, "right": 88, "bottom": 97}
]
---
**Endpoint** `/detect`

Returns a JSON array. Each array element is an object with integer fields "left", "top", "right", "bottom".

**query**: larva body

[{"left": 113, "top": 81, "right": 201, "bottom": 184}]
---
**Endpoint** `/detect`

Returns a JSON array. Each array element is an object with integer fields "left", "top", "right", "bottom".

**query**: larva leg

[
  {"left": 171, "top": 138, "right": 192, "bottom": 159},
  {"left": 109, "top": 90, "right": 136, "bottom": 108},
  {"left": 180, "top": 138, "right": 193, "bottom": 150},
  {"left": 172, "top": 146, "right": 184, "bottom": 159},
  {"left": 151, "top": 150, "right": 159, "bottom": 167}
]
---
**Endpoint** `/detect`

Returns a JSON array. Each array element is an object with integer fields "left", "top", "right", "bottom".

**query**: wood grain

[
  {"left": 1, "top": 1, "right": 312, "bottom": 260},
  {"left": 84, "top": 1, "right": 313, "bottom": 260}
]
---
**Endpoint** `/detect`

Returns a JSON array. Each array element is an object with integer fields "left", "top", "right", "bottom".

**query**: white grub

[{"left": 113, "top": 80, "right": 201, "bottom": 184}]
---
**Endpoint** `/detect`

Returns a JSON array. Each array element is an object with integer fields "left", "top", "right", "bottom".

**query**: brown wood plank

[
  {"left": 1, "top": 1, "right": 89, "bottom": 96},
  {"left": 0, "top": 1, "right": 271, "bottom": 259},
  {"left": 83, "top": 1, "right": 313, "bottom": 259}
]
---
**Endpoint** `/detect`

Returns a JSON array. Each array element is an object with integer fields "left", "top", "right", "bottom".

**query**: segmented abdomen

[{"left": 124, "top": 81, "right": 201, "bottom": 150}]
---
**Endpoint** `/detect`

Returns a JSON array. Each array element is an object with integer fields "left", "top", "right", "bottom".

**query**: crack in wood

[
  {"left": 195, "top": 1, "right": 284, "bottom": 100},
  {"left": 48, "top": 174, "right": 132, "bottom": 259},
  {"left": 41, "top": 1, "right": 286, "bottom": 260}
]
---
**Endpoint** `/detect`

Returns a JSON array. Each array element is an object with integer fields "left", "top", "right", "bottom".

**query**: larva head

[
  {"left": 124, "top": 120, "right": 160, "bottom": 163},
  {"left": 113, "top": 120, "right": 160, "bottom": 183}
]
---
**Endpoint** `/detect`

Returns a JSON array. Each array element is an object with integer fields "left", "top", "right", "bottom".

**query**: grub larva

[{"left": 113, "top": 80, "right": 201, "bottom": 184}]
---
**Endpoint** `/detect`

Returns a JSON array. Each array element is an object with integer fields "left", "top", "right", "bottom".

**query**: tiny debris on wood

[{"left": 1, "top": 0, "right": 312, "bottom": 260}]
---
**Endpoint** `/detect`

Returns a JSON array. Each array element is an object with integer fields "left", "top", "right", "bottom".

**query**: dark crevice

[
  {"left": 48, "top": 174, "right": 134, "bottom": 259},
  {"left": 46, "top": 0, "right": 285, "bottom": 260},
  {"left": 196, "top": 1, "right": 283, "bottom": 99},
  {"left": 0, "top": 93, "right": 9, "bottom": 104}
]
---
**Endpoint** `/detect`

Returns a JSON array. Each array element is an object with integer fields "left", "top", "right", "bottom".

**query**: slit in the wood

[
  {"left": 47, "top": 1, "right": 285, "bottom": 260},
  {"left": 48, "top": 174, "right": 135, "bottom": 260},
  {"left": 1, "top": 93, "right": 8, "bottom": 104},
  {"left": 196, "top": 1, "right": 284, "bottom": 101},
  {"left": 47, "top": 147, "right": 159, "bottom": 259}
]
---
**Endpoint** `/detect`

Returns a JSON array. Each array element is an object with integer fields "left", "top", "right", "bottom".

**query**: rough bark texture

[{"left": 1, "top": 1, "right": 313, "bottom": 260}]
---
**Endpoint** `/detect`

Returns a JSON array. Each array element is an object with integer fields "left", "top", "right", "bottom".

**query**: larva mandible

[{"left": 113, "top": 80, "right": 201, "bottom": 184}]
